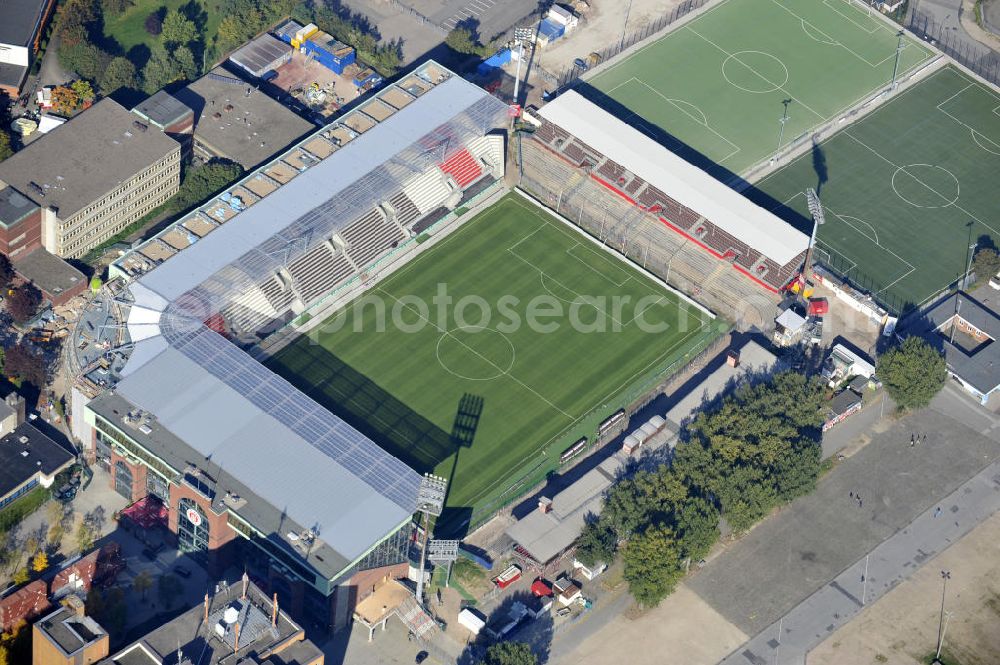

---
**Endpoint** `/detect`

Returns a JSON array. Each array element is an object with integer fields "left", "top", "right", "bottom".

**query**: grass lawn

[
  {"left": 584, "top": 0, "right": 934, "bottom": 175},
  {"left": 103, "top": 0, "right": 222, "bottom": 58},
  {"left": 267, "top": 194, "right": 723, "bottom": 529},
  {"left": 751, "top": 66, "right": 1000, "bottom": 313}
]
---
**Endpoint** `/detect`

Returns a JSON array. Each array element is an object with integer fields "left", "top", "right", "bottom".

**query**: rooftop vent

[
  {"left": 223, "top": 606, "right": 239, "bottom": 624},
  {"left": 18, "top": 436, "right": 29, "bottom": 444}
]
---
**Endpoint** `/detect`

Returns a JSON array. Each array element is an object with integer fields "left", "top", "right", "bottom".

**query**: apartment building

[{"left": 0, "top": 99, "right": 181, "bottom": 259}]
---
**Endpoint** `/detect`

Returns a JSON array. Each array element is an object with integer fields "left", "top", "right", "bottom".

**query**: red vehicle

[
  {"left": 530, "top": 578, "right": 553, "bottom": 598},
  {"left": 493, "top": 564, "right": 522, "bottom": 589}
]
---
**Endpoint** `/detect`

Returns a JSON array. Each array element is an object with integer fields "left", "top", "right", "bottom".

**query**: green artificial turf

[
  {"left": 585, "top": 0, "right": 933, "bottom": 175},
  {"left": 267, "top": 194, "right": 723, "bottom": 527},
  {"left": 753, "top": 66, "right": 1000, "bottom": 313}
]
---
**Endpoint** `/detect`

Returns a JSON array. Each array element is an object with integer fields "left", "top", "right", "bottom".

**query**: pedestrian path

[{"left": 719, "top": 456, "right": 1000, "bottom": 665}]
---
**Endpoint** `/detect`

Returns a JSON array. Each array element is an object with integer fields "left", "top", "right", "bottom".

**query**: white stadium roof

[{"left": 538, "top": 91, "right": 810, "bottom": 265}]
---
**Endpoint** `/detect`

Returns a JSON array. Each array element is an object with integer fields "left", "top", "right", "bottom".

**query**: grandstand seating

[
  {"left": 439, "top": 148, "right": 482, "bottom": 188},
  {"left": 403, "top": 168, "right": 453, "bottom": 214},
  {"left": 342, "top": 209, "right": 407, "bottom": 268},
  {"left": 224, "top": 284, "right": 280, "bottom": 333},
  {"left": 288, "top": 241, "right": 357, "bottom": 304},
  {"left": 388, "top": 192, "right": 421, "bottom": 227},
  {"left": 467, "top": 134, "right": 505, "bottom": 172},
  {"left": 527, "top": 117, "right": 803, "bottom": 292},
  {"left": 260, "top": 275, "right": 295, "bottom": 312}
]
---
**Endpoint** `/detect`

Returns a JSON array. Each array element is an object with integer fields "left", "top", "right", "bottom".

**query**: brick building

[
  {"left": 32, "top": 598, "right": 109, "bottom": 665},
  {"left": 0, "top": 580, "right": 50, "bottom": 632}
]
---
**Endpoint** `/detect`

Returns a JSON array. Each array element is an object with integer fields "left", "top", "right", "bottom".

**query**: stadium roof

[
  {"left": 92, "top": 68, "right": 508, "bottom": 576},
  {"left": 0, "top": 99, "right": 180, "bottom": 219},
  {"left": 538, "top": 91, "right": 810, "bottom": 265},
  {"left": 137, "top": 73, "right": 491, "bottom": 306}
]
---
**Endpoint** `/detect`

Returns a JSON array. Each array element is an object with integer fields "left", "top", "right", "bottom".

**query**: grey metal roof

[
  {"left": 98, "top": 69, "right": 509, "bottom": 571},
  {"left": 137, "top": 74, "right": 497, "bottom": 306},
  {"left": 903, "top": 291, "right": 1000, "bottom": 394},
  {"left": 115, "top": 339, "right": 417, "bottom": 563},
  {"left": 0, "top": 0, "right": 48, "bottom": 46},
  {"left": 229, "top": 33, "right": 291, "bottom": 75}
]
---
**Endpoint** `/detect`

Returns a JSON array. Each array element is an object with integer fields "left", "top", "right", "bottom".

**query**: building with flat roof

[
  {"left": 101, "top": 577, "right": 323, "bottom": 665},
  {"left": 130, "top": 90, "right": 196, "bottom": 139},
  {"left": 70, "top": 61, "right": 508, "bottom": 633},
  {"left": 13, "top": 247, "right": 87, "bottom": 306},
  {"left": 172, "top": 67, "right": 313, "bottom": 170},
  {"left": 0, "top": 421, "right": 74, "bottom": 511},
  {"left": 0, "top": 0, "right": 57, "bottom": 95},
  {"left": 33, "top": 601, "right": 109, "bottom": 665},
  {"left": 900, "top": 290, "right": 1000, "bottom": 405},
  {"left": 0, "top": 99, "right": 181, "bottom": 258}
]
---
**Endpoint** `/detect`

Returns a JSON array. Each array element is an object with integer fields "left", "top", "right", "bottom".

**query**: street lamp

[{"left": 935, "top": 570, "right": 951, "bottom": 659}]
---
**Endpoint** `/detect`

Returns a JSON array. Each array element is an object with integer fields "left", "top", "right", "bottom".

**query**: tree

[
  {"left": 172, "top": 45, "right": 198, "bottom": 81},
  {"left": 161, "top": 10, "right": 198, "bottom": 48},
  {"left": 47, "top": 521, "right": 65, "bottom": 549},
  {"left": 11, "top": 568, "right": 28, "bottom": 585},
  {"left": 133, "top": 570, "right": 153, "bottom": 600},
  {"left": 973, "top": 247, "right": 1000, "bottom": 286},
  {"left": 0, "top": 254, "right": 13, "bottom": 289},
  {"left": 75, "top": 522, "right": 94, "bottom": 552},
  {"left": 174, "top": 160, "right": 244, "bottom": 210},
  {"left": 31, "top": 552, "right": 48, "bottom": 573},
  {"left": 144, "top": 11, "right": 163, "bottom": 35},
  {"left": 100, "top": 0, "right": 133, "bottom": 16},
  {"left": 58, "top": 41, "right": 109, "bottom": 81},
  {"left": 674, "top": 495, "right": 719, "bottom": 561},
  {"left": 0, "top": 644, "right": 8, "bottom": 665},
  {"left": 70, "top": 79, "right": 95, "bottom": 106},
  {"left": 622, "top": 525, "right": 683, "bottom": 607},
  {"left": 878, "top": 337, "right": 947, "bottom": 411},
  {"left": 100, "top": 57, "right": 137, "bottom": 93},
  {"left": 50, "top": 85, "right": 80, "bottom": 115},
  {"left": 157, "top": 574, "right": 182, "bottom": 608},
  {"left": 0, "top": 130, "right": 12, "bottom": 162},
  {"left": 575, "top": 519, "right": 617, "bottom": 567},
  {"left": 4, "top": 344, "right": 46, "bottom": 386},
  {"left": 478, "top": 641, "right": 538, "bottom": 665},
  {"left": 142, "top": 46, "right": 186, "bottom": 93},
  {"left": 444, "top": 27, "right": 491, "bottom": 56}
]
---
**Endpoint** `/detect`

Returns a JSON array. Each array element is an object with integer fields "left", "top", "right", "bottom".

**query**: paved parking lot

[{"left": 688, "top": 386, "right": 1000, "bottom": 637}]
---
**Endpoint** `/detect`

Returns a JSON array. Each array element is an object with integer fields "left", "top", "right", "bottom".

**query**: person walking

[{"left": 934, "top": 506, "right": 942, "bottom": 518}]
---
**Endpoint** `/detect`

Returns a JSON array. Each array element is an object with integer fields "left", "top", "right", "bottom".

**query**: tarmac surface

[{"left": 702, "top": 384, "right": 1000, "bottom": 664}]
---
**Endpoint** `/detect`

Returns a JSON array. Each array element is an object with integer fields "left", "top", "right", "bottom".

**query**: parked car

[{"left": 573, "top": 57, "right": 589, "bottom": 70}]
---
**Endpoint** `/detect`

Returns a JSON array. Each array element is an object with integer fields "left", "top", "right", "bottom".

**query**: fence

[
  {"left": 908, "top": 9, "right": 1000, "bottom": 85},
  {"left": 554, "top": 0, "right": 711, "bottom": 89}
]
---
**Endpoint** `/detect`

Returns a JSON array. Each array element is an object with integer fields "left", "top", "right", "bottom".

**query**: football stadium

[
  {"left": 753, "top": 65, "right": 1000, "bottom": 313},
  {"left": 268, "top": 194, "right": 721, "bottom": 527},
  {"left": 583, "top": 0, "right": 934, "bottom": 175}
]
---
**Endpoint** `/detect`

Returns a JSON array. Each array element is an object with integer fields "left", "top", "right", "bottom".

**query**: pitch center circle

[
  {"left": 721, "top": 51, "right": 789, "bottom": 93},
  {"left": 435, "top": 326, "right": 515, "bottom": 381},
  {"left": 891, "top": 164, "right": 960, "bottom": 209}
]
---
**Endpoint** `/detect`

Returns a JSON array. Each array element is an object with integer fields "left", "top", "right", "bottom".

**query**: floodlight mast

[
  {"left": 415, "top": 474, "right": 448, "bottom": 606},
  {"left": 804, "top": 188, "right": 826, "bottom": 279}
]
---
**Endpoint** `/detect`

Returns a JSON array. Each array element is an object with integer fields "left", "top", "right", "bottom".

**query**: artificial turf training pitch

[
  {"left": 268, "top": 194, "right": 723, "bottom": 525},
  {"left": 585, "top": 0, "right": 933, "bottom": 174},
  {"left": 752, "top": 66, "right": 1000, "bottom": 313}
]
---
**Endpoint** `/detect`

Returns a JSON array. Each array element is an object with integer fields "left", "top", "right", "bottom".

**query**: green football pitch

[
  {"left": 585, "top": 0, "right": 934, "bottom": 174},
  {"left": 752, "top": 66, "right": 1000, "bottom": 313},
  {"left": 267, "top": 194, "right": 723, "bottom": 527}
]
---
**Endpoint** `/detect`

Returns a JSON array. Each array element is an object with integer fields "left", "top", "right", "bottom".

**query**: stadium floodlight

[
  {"left": 512, "top": 27, "right": 534, "bottom": 107},
  {"left": 415, "top": 474, "right": 448, "bottom": 605},
  {"left": 805, "top": 188, "right": 825, "bottom": 227},
  {"left": 427, "top": 539, "right": 460, "bottom": 588},
  {"left": 416, "top": 474, "right": 448, "bottom": 516}
]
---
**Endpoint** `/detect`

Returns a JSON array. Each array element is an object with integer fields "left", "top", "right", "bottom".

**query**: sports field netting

[
  {"left": 585, "top": 0, "right": 934, "bottom": 174},
  {"left": 267, "top": 194, "right": 723, "bottom": 527},
  {"left": 752, "top": 66, "right": 1000, "bottom": 313}
]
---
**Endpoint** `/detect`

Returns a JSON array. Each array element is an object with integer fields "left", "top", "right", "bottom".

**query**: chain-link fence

[{"left": 908, "top": 9, "right": 1000, "bottom": 85}]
